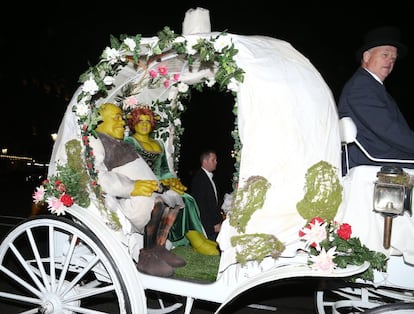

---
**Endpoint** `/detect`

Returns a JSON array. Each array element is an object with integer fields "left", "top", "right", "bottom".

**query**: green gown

[{"left": 124, "top": 136, "right": 205, "bottom": 247}]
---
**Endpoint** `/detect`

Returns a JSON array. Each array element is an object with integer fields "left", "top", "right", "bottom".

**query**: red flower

[
  {"left": 56, "top": 182, "right": 66, "bottom": 193},
  {"left": 337, "top": 223, "right": 352, "bottom": 240},
  {"left": 310, "top": 217, "right": 325, "bottom": 225},
  {"left": 60, "top": 194, "right": 74, "bottom": 207}
]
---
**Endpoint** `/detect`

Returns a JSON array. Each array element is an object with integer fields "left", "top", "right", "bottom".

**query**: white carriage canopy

[{"left": 48, "top": 8, "right": 346, "bottom": 278}]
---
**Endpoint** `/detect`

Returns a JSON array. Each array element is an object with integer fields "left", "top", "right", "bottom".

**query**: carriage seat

[{"left": 339, "top": 117, "right": 414, "bottom": 175}]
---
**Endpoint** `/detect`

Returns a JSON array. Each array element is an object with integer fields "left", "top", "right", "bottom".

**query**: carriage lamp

[{"left": 373, "top": 166, "right": 413, "bottom": 249}]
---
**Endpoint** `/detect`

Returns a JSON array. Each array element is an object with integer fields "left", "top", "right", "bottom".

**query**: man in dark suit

[
  {"left": 190, "top": 149, "right": 223, "bottom": 240},
  {"left": 338, "top": 26, "right": 414, "bottom": 173}
]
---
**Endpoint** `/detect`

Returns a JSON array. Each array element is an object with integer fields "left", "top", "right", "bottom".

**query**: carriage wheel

[
  {"left": 0, "top": 215, "right": 133, "bottom": 313},
  {"left": 315, "top": 284, "right": 414, "bottom": 313}
]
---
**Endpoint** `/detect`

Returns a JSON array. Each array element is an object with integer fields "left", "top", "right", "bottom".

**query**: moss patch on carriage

[
  {"left": 171, "top": 246, "right": 220, "bottom": 282},
  {"left": 228, "top": 176, "right": 271, "bottom": 233},
  {"left": 296, "top": 160, "right": 342, "bottom": 222},
  {"left": 231, "top": 233, "right": 285, "bottom": 265}
]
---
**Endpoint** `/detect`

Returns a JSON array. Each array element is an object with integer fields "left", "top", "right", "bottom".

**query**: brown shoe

[
  {"left": 137, "top": 249, "right": 174, "bottom": 277},
  {"left": 152, "top": 245, "right": 186, "bottom": 268}
]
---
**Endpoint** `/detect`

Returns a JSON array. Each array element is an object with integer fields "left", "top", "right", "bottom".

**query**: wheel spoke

[
  {"left": 57, "top": 233, "right": 78, "bottom": 293},
  {"left": 0, "top": 259, "right": 42, "bottom": 298},
  {"left": 65, "top": 284, "right": 115, "bottom": 303},
  {"left": 26, "top": 228, "right": 51, "bottom": 291},
  {"left": 61, "top": 256, "right": 99, "bottom": 297},
  {"left": 49, "top": 225, "right": 57, "bottom": 292},
  {"left": 0, "top": 290, "right": 41, "bottom": 305}
]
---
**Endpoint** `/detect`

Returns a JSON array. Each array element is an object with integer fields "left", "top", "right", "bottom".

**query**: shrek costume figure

[{"left": 89, "top": 103, "right": 186, "bottom": 277}]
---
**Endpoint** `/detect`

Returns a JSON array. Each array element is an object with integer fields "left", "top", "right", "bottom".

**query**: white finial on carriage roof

[{"left": 182, "top": 7, "right": 211, "bottom": 35}]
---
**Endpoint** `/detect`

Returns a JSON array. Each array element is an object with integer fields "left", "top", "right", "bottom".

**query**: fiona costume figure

[{"left": 124, "top": 106, "right": 210, "bottom": 248}]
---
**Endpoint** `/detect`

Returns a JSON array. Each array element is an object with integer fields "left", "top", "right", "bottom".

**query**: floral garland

[
  {"left": 33, "top": 26, "right": 244, "bottom": 219},
  {"left": 299, "top": 216, "right": 387, "bottom": 281}
]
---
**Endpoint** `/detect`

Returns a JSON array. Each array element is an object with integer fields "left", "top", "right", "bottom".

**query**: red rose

[
  {"left": 60, "top": 194, "right": 74, "bottom": 207},
  {"left": 337, "top": 223, "right": 352, "bottom": 240},
  {"left": 57, "top": 183, "right": 66, "bottom": 193}
]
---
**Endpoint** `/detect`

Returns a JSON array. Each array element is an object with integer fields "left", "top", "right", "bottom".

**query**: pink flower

[
  {"left": 149, "top": 69, "right": 158, "bottom": 78},
  {"left": 173, "top": 73, "right": 180, "bottom": 81},
  {"left": 124, "top": 96, "right": 138, "bottom": 108},
  {"left": 163, "top": 80, "right": 170, "bottom": 88},
  {"left": 33, "top": 186, "right": 46, "bottom": 203},
  {"left": 158, "top": 65, "right": 168, "bottom": 75},
  {"left": 46, "top": 197, "right": 67, "bottom": 216},
  {"left": 309, "top": 247, "right": 337, "bottom": 273},
  {"left": 299, "top": 218, "right": 327, "bottom": 251}
]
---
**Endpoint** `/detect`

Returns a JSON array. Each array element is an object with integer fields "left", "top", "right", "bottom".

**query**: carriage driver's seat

[{"left": 339, "top": 117, "right": 414, "bottom": 175}]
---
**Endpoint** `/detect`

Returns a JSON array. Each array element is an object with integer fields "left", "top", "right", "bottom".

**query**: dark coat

[
  {"left": 338, "top": 67, "right": 414, "bottom": 171},
  {"left": 190, "top": 168, "right": 222, "bottom": 240}
]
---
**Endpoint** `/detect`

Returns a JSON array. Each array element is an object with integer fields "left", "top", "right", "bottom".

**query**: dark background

[{"left": 0, "top": 1, "right": 411, "bottom": 212}]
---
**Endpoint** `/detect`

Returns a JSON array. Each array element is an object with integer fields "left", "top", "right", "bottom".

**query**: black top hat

[{"left": 356, "top": 26, "right": 407, "bottom": 61}]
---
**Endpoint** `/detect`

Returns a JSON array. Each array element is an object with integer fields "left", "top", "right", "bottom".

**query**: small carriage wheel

[
  {"left": 0, "top": 215, "right": 133, "bottom": 313},
  {"left": 315, "top": 287, "right": 414, "bottom": 314}
]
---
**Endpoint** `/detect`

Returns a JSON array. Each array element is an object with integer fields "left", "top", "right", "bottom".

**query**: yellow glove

[
  {"left": 161, "top": 178, "right": 187, "bottom": 195},
  {"left": 130, "top": 180, "right": 159, "bottom": 197}
]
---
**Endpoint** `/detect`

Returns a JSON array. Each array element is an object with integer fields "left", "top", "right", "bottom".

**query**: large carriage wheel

[{"left": 0, "top": 214, "right": 144, "bottom": 313}]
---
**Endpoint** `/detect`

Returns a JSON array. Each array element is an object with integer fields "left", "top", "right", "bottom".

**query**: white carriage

[{"left": 1, "top": 8, "right": 413, "bottom": 314}]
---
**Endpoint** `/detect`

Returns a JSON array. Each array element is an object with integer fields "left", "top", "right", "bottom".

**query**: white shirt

[{"left": 202, "top": 167, "right": 217, "bottom": 202}]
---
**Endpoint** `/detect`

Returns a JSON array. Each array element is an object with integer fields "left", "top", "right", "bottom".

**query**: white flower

[
  {"left": 173, "top": 36, "right": 186, "bottom": 44},
  {"left": 82, "top": 77, "right": 99, "bottom": 95},
  {"left": 309, "top": 247, "right": 337, "bottom": 274},
  {"left": 214, "top": 35, "right": 232, "bottom": 52},
  {"left": 167, "top": 86, "right": 178, "bottom": 100},
  {"left": 103, "top": 76, "right": 115, "bottom": 86},
  {"left": 177, "top": 82, "right": 189, "bottom": 93},
  {"left": 185, "top": 37, "right": 198, "bottom": 55},
  {"left": 173, "top": 118, "right": 181, "bottom": 126},
  {"left": 102, "top": 47, "right": 122, "bottom": 65},
  {"left": 123, "top": 38, "right": 136, "bottom": 51},
  {"left": 205, "top": 78, "right": 216, "bottom": 87},
  {"left": 227, "top": 78, "right": 239, "bottom": 92},
  {"left": 75, "top": 103, "right": 89, "bottom": 117},
  {"left": 177, "top": 101, "right": 184, "bottom": 111},
  {"left": 300, "top": 220, "right": 327, "bottom": 251}
]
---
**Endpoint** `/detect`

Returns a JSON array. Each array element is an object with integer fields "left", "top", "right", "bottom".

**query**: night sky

[{"left": 1, "top": 1, "right": 411, "bottom": 196}]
